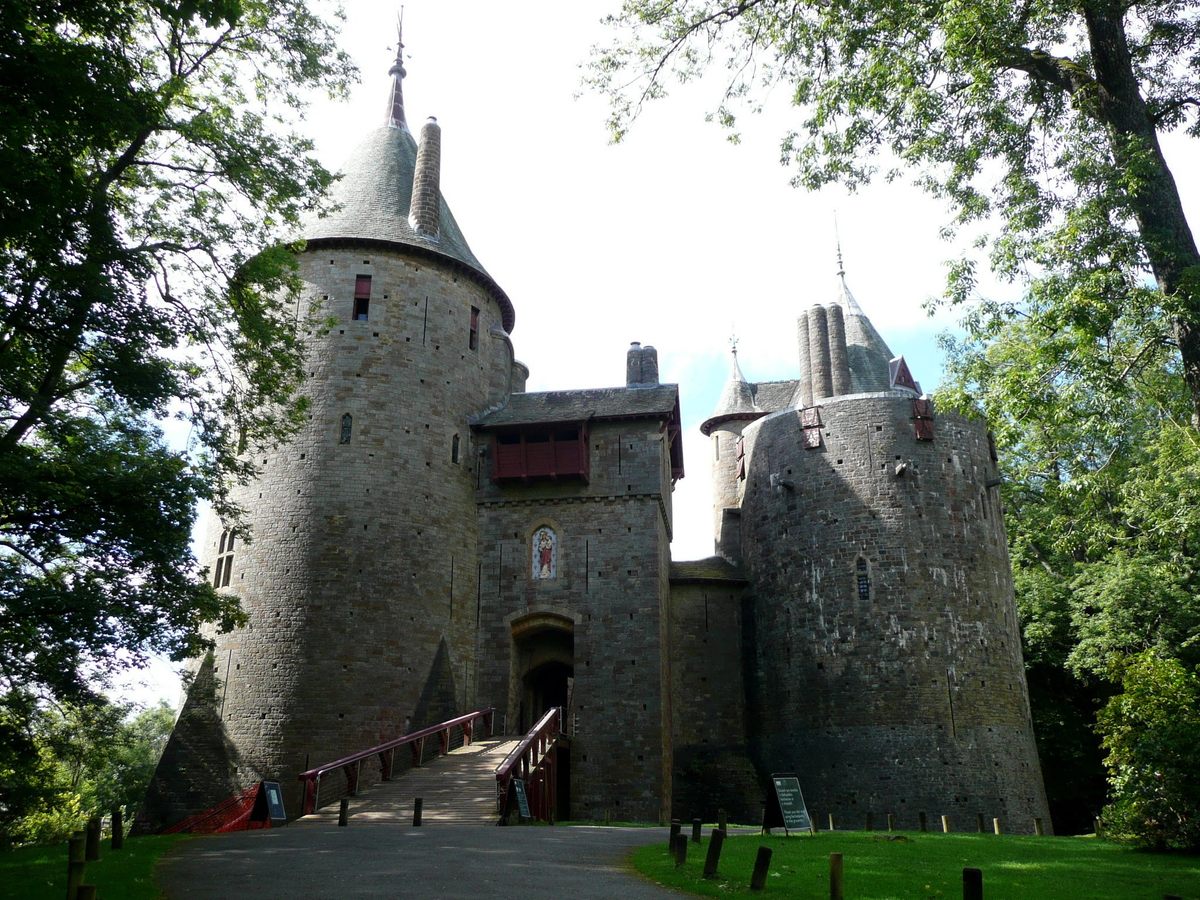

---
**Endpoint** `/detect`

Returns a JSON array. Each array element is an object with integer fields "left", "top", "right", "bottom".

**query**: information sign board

[
  {"left": 512, "top": 778, "right": 531, "bottom": 819},
  {"left": 762, "top": 773, "right": 812, "bottom": 835}
]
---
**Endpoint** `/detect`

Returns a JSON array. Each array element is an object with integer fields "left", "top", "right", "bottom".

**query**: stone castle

[{"left": 141, "top": 43, "right": 1050, "bottom": 831}]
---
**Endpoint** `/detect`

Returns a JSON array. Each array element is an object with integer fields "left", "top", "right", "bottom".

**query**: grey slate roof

[
  {"left": 474, "top": 384, "right": 680, "bottom": 429},
  {"left": 669, "top": 557, "right": 748, "bottom": 585},
  {"left": 750, "top": 380, "right": 800, "bottom": 413},
  {"left": 301, "top": 124, "right": 515, "bottom": 331}
]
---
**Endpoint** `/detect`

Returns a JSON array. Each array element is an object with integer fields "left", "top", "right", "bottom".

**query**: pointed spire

[
  {"left": 831, "top": 226, "right": 865, "bottom": 317},
  {"left": 729, "top": 333, "right": 747, "bottom": 384},
  {"left": 386, "top": 11, "right": 408, "bottom": 130}
]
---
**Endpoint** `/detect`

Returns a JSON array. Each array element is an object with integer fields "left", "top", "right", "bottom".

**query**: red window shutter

[{"left": 354, "top": 275, "right": 372, "bottom": 298}]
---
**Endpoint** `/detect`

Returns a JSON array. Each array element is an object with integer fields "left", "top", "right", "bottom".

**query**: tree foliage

[
  {"left": 0, "top": 1, "right": 353, "bottom": 703},
  {"left": 1098, "top": 651, "right": 1200, "bottom": 850},
  {"left": 0, "top": 693, "right": 174, "bottom": 846},
  {"left": 587, "top": 0, "right": 1200, "bottom": 422}
]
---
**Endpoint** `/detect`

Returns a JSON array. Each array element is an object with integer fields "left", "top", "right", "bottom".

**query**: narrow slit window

[
  {"left": 856, "top": 558, "right": 871, "bottom": 602},
  {"left": 469, "top": 306, "right": 480, "bottom": 351},
  {"left": 353, "top": 275, "right": 371, "bottom": 321},
  {"left": 451, "top": 433, "right": 460, "bottom": 464},
  {"left": 340, "top": 413, "right": 353, "bottom": 444}
]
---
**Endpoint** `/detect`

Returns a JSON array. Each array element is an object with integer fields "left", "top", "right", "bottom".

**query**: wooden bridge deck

[{"left": 295, "top": 737, "right": 519, "bottom": 827}]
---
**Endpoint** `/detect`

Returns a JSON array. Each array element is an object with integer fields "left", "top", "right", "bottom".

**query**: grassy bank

[
  {"left": 630, "top": 830, "right": 1199, "bottom": 898},
  {"left": 0, "top": 834, "right": 185, "bottom": 900}
]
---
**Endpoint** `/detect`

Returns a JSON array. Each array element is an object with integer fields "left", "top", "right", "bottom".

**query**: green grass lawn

[
  {"left": 630, "top": 830, "right": 1200, "bottom": 899},
  {"left": 0, "top": 834, "right": 185, "bottom": 900}
]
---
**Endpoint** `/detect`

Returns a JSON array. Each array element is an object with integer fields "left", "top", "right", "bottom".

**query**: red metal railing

[
  {"left": 495, "top": 707, "right": 563, "bottom": 823},
  {"left": 161, "top": 784, "right": 263, "bottom": 835},
  {"left": 297, "top": 707, "right": 495, "bottom": 816}
]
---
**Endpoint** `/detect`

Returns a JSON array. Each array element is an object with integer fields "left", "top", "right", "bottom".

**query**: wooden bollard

[
  {"left": 828, "top": 812, "right": 836, "bottom": 831},
  {"left": 749, "top": 846, "right": 773, "bottom": 891},
  {"left": 67, "top": 834, "right": 85, "bottom": 900},
  {"left": 830, "top": 852, "right": 844, "bottom": 900},
  {"left": 76, "top": 887, "right": 97, "bottom": 900},
  {"left": 1034, "top": 817, "right": 1044, "bottom": 836},
  {"left": 718, "top": 808, "right": 728, "bottom": 833},
  {"left": 668, "top": 818, "right": 681, "bottom": 851},
  {"left": 976, "top": 813, "right": 985, "bottom": 833},
  {"left": 864, "top": 811, "right": 873, "bottom": 831},
  {"left": 993, "top": 817, "right": 1002, "bottom": 835},
  {"left": 941, "top": 815, "right": 951, "bottom": 833},
  {"left": 338, "top": 797, "right": 349, "bottom": 826},
  {"left": 692, "top": 817, "right": 702, "bottom": 843},
  {"left": 963, "top": 867, "right": 983, "bottom": 900},
  {"left": 111, "top": 807, "right": 124, "bottom": 850},
  {"left": 919, "top": 811, "right": 928, "bottom": 832},
  {"left": 412, "top": 797, "right": 423, "bottom": 827},
  {"left": 85, "top": 817, "right": 101, "bottom": 861},
  {"left": 887, "top": 813, "right": 895, "bottom": 832},
  {"left": 673, "top": 833, "right": 688, "bottom": 867},
  {"left": 703, "top": 828, "right": 726, "bottom": 878}
]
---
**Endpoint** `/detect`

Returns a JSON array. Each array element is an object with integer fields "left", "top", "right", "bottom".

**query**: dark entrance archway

[{"left": 510, "top": 612, "right": 574, "bottom": 820}]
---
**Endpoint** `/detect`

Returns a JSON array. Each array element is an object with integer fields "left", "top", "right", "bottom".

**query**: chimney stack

[
  {"left": 409, "top": 117, "right": 441, "bottom": 238},
  {"left": 626, "top": 342, "right": 660, "bottom": 386}
]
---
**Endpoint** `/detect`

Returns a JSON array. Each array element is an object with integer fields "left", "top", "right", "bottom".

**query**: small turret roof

[
  {"left": 300, "top": 46, "right": 515, "bottom": 332},
  {"left": 700, "top": 348, "right": 786, "bottom": 435}
]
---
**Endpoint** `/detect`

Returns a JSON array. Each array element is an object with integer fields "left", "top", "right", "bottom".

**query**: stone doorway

[{"left": 510, "top": 612, "right": 574, "bottom": 733}]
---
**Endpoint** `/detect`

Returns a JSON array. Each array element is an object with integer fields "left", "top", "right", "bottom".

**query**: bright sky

[{"left": 112, "top": 0, "right": 1200, "bottom": 709}]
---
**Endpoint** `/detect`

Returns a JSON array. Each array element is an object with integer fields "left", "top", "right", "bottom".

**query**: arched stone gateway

[{"left": 510, "top": 612, "right": 574, "bottom": 734}]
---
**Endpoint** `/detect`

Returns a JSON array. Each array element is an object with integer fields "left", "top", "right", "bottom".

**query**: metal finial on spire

[
  {"left": 386, "top": 9, "right": 408, "bottom": 130},
  {"left": 834, "top": 211, "right": 846, "bottom": 278},
  {"left": 729, "top": 331, "right": 739, "bottom": 358}
]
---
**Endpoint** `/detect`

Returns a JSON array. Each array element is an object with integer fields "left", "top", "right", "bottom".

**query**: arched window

[
  {"left": 340, "top": 413, "right": 353, "bottom": 444},
  {"left": 532, "top": 526, "right": 557, "bottom": 580},
  {"left": 213, "top": 529, "right": 235, "bottom": 588},
  {"left": 855, "top": 557, "right": 871, "bottom": 602},
  {"left": 451, "top": 434, "right": 460, "bottom": 464}
]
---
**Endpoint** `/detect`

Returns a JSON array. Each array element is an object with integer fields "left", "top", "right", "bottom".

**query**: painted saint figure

[{"left": 533, "top": 527, "right": 556, "bottom": 579}]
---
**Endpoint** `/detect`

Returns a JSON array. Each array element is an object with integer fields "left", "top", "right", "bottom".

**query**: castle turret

[
  {"left": 701, "top": 345, "right": 761, "bottom": 561},
  {"left": 140, "top": 39, "right": 516, "bottom": 830}
]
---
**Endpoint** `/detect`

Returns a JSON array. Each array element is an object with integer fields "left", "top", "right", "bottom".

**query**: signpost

[
  {"left": 512, "top": 778, "right": 531, "bottom": 820},
  {"left": 262, "top": 781, "right": 287, "bottom": 826},
  {"left": 762, "top": 773, "right": 812, "bottom": 836}
]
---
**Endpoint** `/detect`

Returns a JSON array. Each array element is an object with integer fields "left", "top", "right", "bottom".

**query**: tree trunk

[{"left": 1083, "top": 2, "right": 1200, "bottom": 426}]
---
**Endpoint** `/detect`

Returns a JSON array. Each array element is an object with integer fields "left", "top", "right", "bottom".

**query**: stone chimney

[
  {"left": 409, "top": 117, "right": 441, "bottom": 238},
  {"left": 626, "top": 342, "right": 660, "bottom": 387}
]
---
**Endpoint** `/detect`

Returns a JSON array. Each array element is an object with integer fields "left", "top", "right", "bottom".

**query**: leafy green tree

[
  {"left": 587, "top": 0, "right": 1200, "bottom": 423},
  {"left": 0, "top": 1, "right": 353, "bottom": 707},
  {"left": 1, "top": 696, "right": 174, "bottom": 846},
  {"left": 1098, "top": 651, "right": 1200, "bottom": 850}
]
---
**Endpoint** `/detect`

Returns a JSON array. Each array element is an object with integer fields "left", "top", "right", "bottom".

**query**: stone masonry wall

[
  {"left": 737, "top": 394, "right": 1051, "bottom": 833},
  {"left": 668, "top": 580, "right": 760, "bottom": 822}
]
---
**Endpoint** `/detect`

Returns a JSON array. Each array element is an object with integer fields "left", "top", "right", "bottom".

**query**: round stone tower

[
  {"left": 738, "top": 393, "right": 1049, "bottom": 830},
  {"left": 700, "top": 250, "right": 1050, "bottom": 833},
  {"left": 140, "top": 42, "right": 516, "bottom": 826}
]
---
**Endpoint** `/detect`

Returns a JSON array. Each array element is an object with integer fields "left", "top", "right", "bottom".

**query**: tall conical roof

[
  {"left": 827, "top": 248, "right": 892, "bottom": 393},
  {"left": 301, "top": 45, "right": 515, "bottom": 332},
  {"left": 700, "top": 345, "right": 764, "bottom": 435}
]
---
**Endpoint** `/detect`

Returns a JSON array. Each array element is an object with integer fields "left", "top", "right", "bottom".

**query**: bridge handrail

[
  {"left": 494, "top": 706, "right": 563, "bottom": 821},
  {"left": 297, "top": 707, "right": 494, "bottom": 815}
]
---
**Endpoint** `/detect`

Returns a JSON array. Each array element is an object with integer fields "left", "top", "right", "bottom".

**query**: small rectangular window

[
  {"left": 353, "top": 275, "right": 371, "bottom": 321},
  {"left": 469, "top": 306, "right": 479, "bottom": 350}
]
